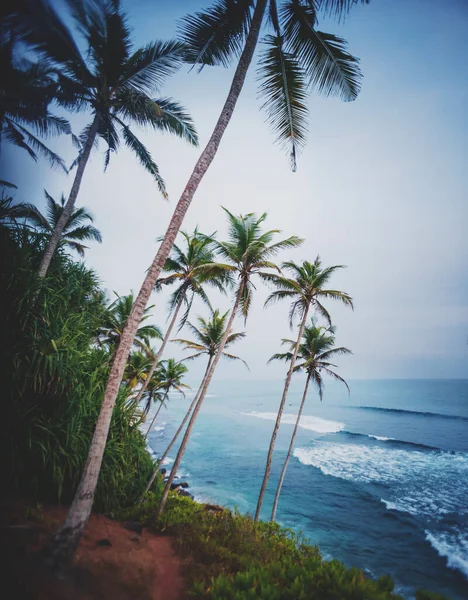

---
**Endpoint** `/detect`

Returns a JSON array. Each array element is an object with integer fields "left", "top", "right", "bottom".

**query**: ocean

[{"left": 146, "top": 378, "right": 468, "bottom": 600}]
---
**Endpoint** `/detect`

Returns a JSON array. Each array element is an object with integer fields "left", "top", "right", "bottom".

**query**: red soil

[{"left": 0, "top": 506, "right": 187, "bottom": 600}]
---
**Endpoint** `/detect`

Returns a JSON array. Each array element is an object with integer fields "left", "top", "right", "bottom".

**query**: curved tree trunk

[
  {"left": 135, "top": 297, "right": 184, "bottom": 405},
  {"left": 137, "top": 356, "right": 212, "bottom": 505},
  {"left": 254, "top": 305, "right": 311, "bottom": 521},
  {"left": 45, "top": 1, "right": 267, "bottom": 569},
  {"left": 270, "top": 376, "right": 310, "bottom": 522},
  {"left": 37, "top": 113, "right": 100, "bottom": 278},
  {"left": 144, "top": 391, "right": 168, "bottom": 440},
  {"left": 155, "top": 288, "right": 243, "bottom": 519}
]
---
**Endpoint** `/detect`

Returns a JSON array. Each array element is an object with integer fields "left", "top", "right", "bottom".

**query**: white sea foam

[
  {"left": 293, "top": 443, "right": 468, "bottom": 518},
  {"left": 153, "top": 425, "right": 164, "bottom": 432},
  {"left": 369, "top": 435, "right": 395, "bottom": 441},
  {"left": 380, "top": 498, "right": 419, "bottom": 516},
  {"left": 243, "top": 411, "right": 344, "bottom": 434},
  {"left": 425, "top": 530, "right": 468, "bottom": 580},
  {"left": 161, "top": 457, "right": 173, "bottom": 466}
]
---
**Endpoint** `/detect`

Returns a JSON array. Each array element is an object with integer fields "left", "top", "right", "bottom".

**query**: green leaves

[
  {"left": 178, "top": 0, "right": 254, "bottom": 69},
  {"left": 258, "top": 34, "right": 308, "bottom": 170},
  {"left": 281, "top": 1, "right": 362, "bottom": 100}
]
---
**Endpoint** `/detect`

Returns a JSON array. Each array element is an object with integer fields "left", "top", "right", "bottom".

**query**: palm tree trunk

[
  {"left": 155, "top": 288, "right": 244, "bottom": 519},
  {"left": 137, "top": 357, "right": 212, "bottom": 505},
  {"left": 144, "top": 391, "right": 168, "bottom": 440},
  {"left": 44, "top": 1, "right": 267, "bottom": 569},
  {"left": 37, "top": 113, "right": 100, "bottom": 278},
  {"left": 270, "top": 376, "right": 310, "bottom": 522},
  {"left": 254, "top": 305, "right": 311, "bottom": 521},
  {"left": 134, "top": 297, "right": 183, "bottom": 405}
]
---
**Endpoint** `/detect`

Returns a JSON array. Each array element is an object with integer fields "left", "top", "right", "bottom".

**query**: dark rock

[
  {"left": 96, "top": 538, "right": 112, "bottom": 547},
  {"left": 130, "top": 536, "right": 140, "bottom": 542},
  {"left": 203, "top": 503, "right": 225, "bottom": 513},
  {"left": 123, "top": 521, "right": 143, "bottom": 535},
  {"left": 178, "top": 489, "right": 194, "bottom": 499},
  {"left": 159, "top": 468, "right": 167, "bottom": 475},
  {"left": 170, "top": 481, "right": 189, "bottom": 490}
]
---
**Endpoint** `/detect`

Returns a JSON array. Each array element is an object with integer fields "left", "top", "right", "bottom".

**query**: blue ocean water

[{"left": 147, "top": 379, "right": 468, "bottom": 600}]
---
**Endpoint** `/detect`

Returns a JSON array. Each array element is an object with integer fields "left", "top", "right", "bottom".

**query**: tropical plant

[
  {"left": 269, "top": 320, "right": 351, "bottom": 520},
  {"left": 155, "top": 210, "right": 302, "bottom": 517},
  {"left": 255, "top": 257, "right": 353, "bottom": 520},
  {"left": 143, "top": 358, "right": 190, "bottom": 440},
  {"left": 134, "top": 229, "right": 230, "bottom": 405},
  {"left": 0, "top": 38, "right": 69, "bottom": 168},
  {"left": 49, "top": 0, "right": 367, "bottom": 566},
  {"left": 139, "top": 309, "right": 247, "bottom": 502},
  {"left": 123, "top": 351, "right": 151, "bottom": 391},
  {"left": 20, "top": 0, "right": 198, "bottom": 277},
  {"left": 19, "top": 191, "right": 102, "bottom": 257},
  {"left": 96, "top": 293, "right": 162, "bottom": 354}
]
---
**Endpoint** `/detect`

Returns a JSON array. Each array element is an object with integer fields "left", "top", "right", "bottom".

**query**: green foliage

[{"left": 0, "top": 224, "right": 158, "bottom": 512}]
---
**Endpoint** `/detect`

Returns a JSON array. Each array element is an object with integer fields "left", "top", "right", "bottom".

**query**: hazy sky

[{"left": 3, "top": 0, "right": 468, "bottom": 381}]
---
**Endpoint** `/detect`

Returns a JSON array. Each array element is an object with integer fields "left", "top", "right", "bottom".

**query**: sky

[{"left": 2, "top": 0, "right": 468, "bottom": 382}]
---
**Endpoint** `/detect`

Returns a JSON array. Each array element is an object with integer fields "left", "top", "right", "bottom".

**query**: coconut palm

[
  {"left": 52, "top": 0, "right": 367, "bottom": 565},
  {"left": 21, "top": 0, "right": 198, "bottom": 277},
  {"left": 97, "top": 293, "right": 162, "bottom": 354},
  {"left": 0, "top": 39, "right": 69, "bottom": 169},
  {"left": 123, "top": 351, "right": 151, "bottom": 392},
  {"left": 134, "top": 229, "right": 231, "bottom": 405},
  {"left": 269, "top": 321, "right": 351, "bottom": 521},
  {"left": 143, "top": 358, "right": 190, "bottom": 440},
  {"left": 139, "top": 309, "right": 247, "bottom": 503},
  {"left": 20, "top": 191, "right": 102, "bottom": 257},
  {"left": 255, "top": 257, "right": 353, "bottom": 520},
  {"left": 155, "top": 210, "right": 302, "bottom": 517}
]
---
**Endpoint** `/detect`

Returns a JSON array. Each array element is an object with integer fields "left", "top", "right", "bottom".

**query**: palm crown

[
  {"left": 97, "top": 293, "right": 162, "bottom": 352},
  {"left": 20, "top": 191, "right": 102, "bottom": 257},
  {"left": 21, "top": 0, "right": 198, "bottom": 195},
  {"left": 156, "top": 229, "right": 232, "bottom": 329},
  {"left": 173, "top": 309, "right": 248, "bottom": 368},
  {"left": 265, "top": 257, "right": 353, "bottom": 326},
  {"left": 179, "top": 0, "right": 366, "bottom": 169},
  {"left": 204, "top": 208, "right": 303, "bottom": 320},
  {"left": 270, "top": 319, "right": 351, "bottom": 399}
]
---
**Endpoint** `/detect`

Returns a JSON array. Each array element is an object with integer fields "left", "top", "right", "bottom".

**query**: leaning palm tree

[
  {"left": 21, "top": 191, "right": 102, "bottom": 257},
  {"left": 21, "top": 0, "right": 198, "bottom": 277},
  {"left": 143, "top": 358, "right": 190, "bottom": 440},
  {"left": 123, "top": 351, "right": 151, "bottom": 392},
  {"left": 255, "top": 257, "right": 353, "bottom": 520},
  {"left": 269, "top": 321, "right": 351, "bottom": 521},
  {"left": 139, "top": 309, "right": 247, "bottom": 503},
  {"left": 155, "top": 210, "right": 302, "bottom": 517},
  {"left": 48, "top": 0, "right": 368, "bottom": 566},
  {"left": 96, "top": 293, "right": 162, "bottom": 354},
  {"left": 134, "top": 229, "right": 230, "bottom": 405},
  {"left": 0, "top": 38, "right": 69, "bottom": 169}
]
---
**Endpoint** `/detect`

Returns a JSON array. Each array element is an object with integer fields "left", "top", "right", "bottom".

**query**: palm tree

[
  {"left": 143, "top": 358, "right": 190, "bottom": 440},
  {"left": 123, "top": 351, "right": 151, "bottom": 392},
  {"left": 134, "top": 229, "right": 230, "bottom": 405},
  {"left": 138, "top": 309, "right": 247, "bottom": 503},
  {"left": 20, "top": 191, "right": 102, "bottom": 257},
  {"left": 269, "top": 320, "right": 351, "bottom": 521},
  {"left": 21, "top": 0, "right": 198, "bottom": 277},
  {"left": 97, "top": 293, "right": 162, "bottom": 355},
  {"left": 155, "top": 210, "right": 302, "bottom": 517},
  {"left": 0, "top": 38, "right": 69, "bottom": 169},
  {"left": 255, "top": 257, "right": 353, "bottom": 520},
  {"left": 48, "top": 0, "right": 367, "bottom": 566}
]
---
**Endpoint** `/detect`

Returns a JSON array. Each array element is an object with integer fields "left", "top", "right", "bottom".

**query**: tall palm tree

[
  {"left": 97, "top": 293, "right": 162, "bottom": 354},
  {"left": 21, "top": 191, "right": 102, "bottom": 257},
  {"left": 134, "top": 229, "right": 230, "bottom": 405},
  {"left": 155, "top": 210, "right": 302, "bottom": 517},
  {"left": 123, "top": 351, "right": 151, "bottom": 392},
  {"left": 0, "top": 39, "right": 69, "bottom": 169},
  {"left": 143, "top": 358, "right": 190, "bottom": 440},
  {"left": 255, "top": 257, "right": 353, "bottom": 520},
  {"left": 21, "top": 0, "right": 198, "bottom": 277},
  {"left": 269, "top": 320, "right": 351, "bottom": 521},
  {"left": 139, "top": 309, "right": 247, "bottom": 503},
  {"left": 48, "top": 0, "right": 367, "bottom": 566}
]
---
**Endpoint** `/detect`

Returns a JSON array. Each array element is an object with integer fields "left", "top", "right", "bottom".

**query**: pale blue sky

[{"left": 3, "top": 0, "right": 468, "bottom": 381}]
